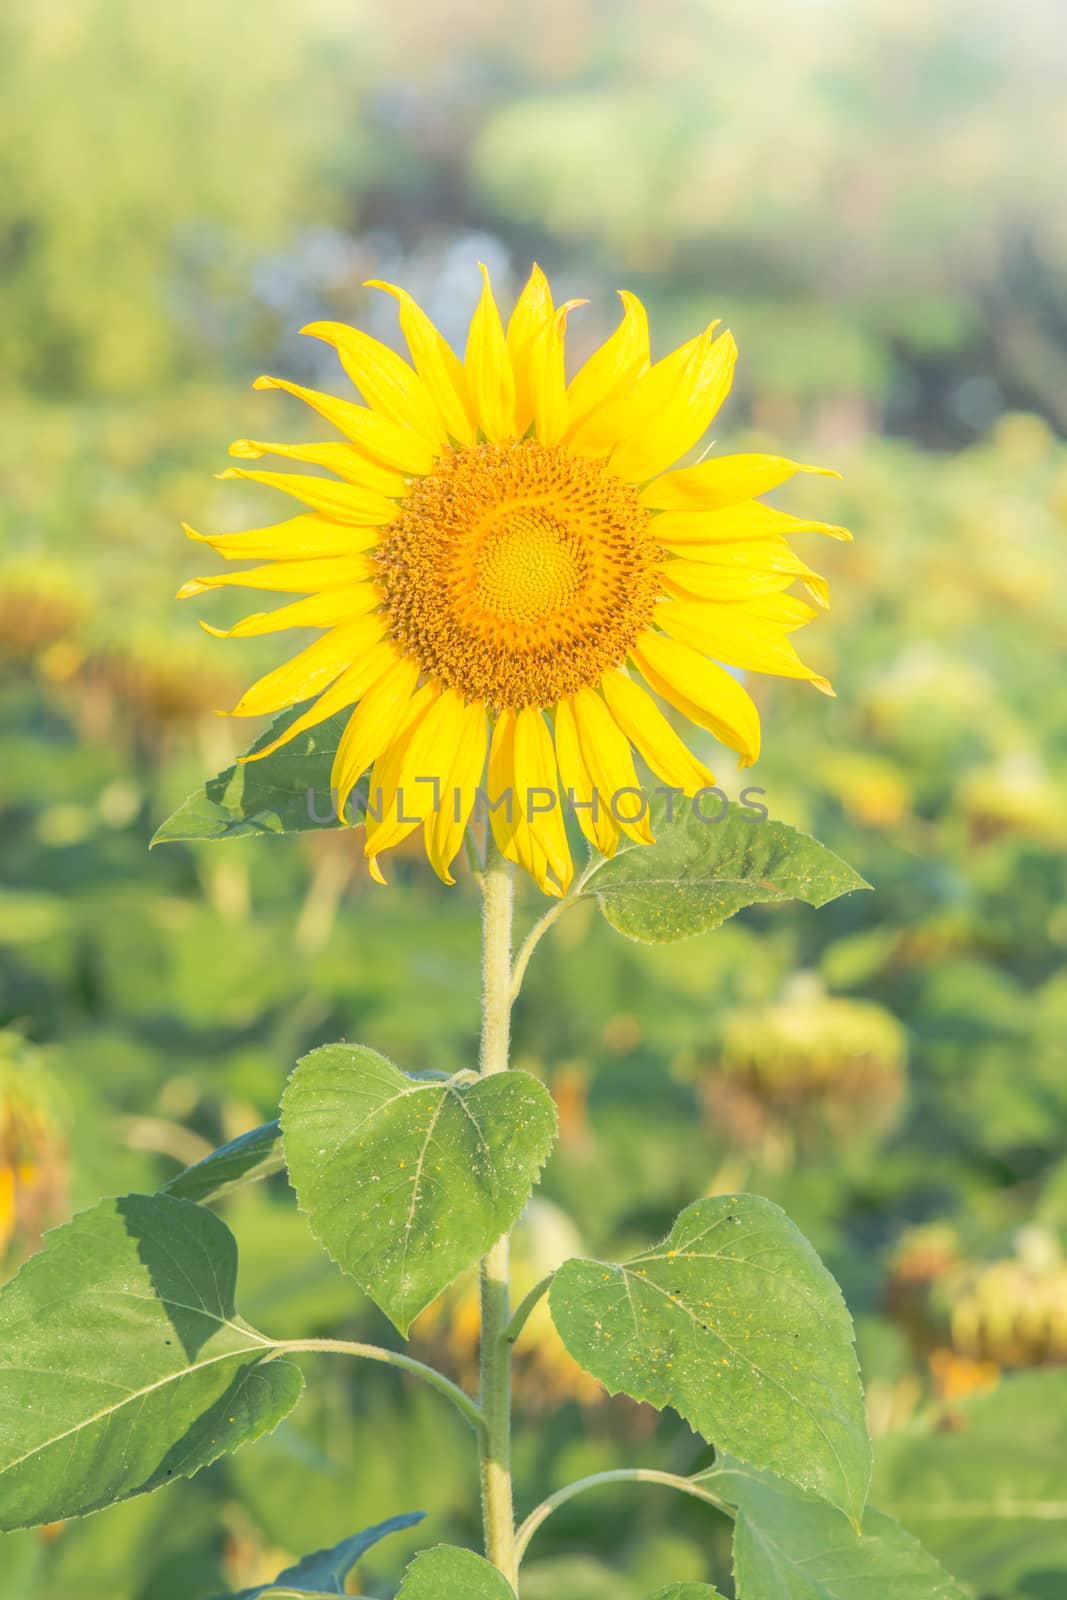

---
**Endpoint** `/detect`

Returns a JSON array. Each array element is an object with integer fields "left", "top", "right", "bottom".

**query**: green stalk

[
  {"left": 478, "top": 839, "right": 519, "bottom": 1587},
  {"left": 270, "top": 1338, "right": 486, "bottom": 1437},
  {"left": 515, "top": 1468, "right": 731, "bottom": 1563}
]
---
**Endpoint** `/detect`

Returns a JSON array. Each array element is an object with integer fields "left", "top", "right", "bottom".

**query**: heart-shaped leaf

[
  {"left": 586, "top": 795, "right": 870, "bottom": 943},
  {"left": 166, "top": 1120, "right": 284, "bottom": 1204},
  {"left": 703, "top": 1457, "right": 966, "bottom": 1599},
  {"left": 549, "top": 1194, "right": 870, "bottom": 1524},
  {"left": 220, "top": 1511, "right": 424, "bottom": 1598},
  {"left": 152, "top": 702, "right": 363, "bottom": 845},
  {"left": 398, "top": 1545, "right": 516, "bottom": 1598},
  {"left": 282, "top": 1044, "right": 558, "bottom": 1335},
  {"left": 0, "top": 1194, "right": 302, "bottom": 1531}
]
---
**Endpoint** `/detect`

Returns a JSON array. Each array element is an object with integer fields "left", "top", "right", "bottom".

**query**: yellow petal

[
  {"left": 183, "top": 515, "right": 377, "bottom": 562},
  {"left": 566, "top": 291, "right": 651, "bottom": 448},
  {"left": 553, "top": 697, "right": 620, "bottom": 857},
  {"left": 631, "top": 630, "right": 761, "bottom": 766},
  {"left": 243, "top": 639, "right": 402, "bottom": 764},
  {"left": 609, "top": 326, "right": 737, "bottom": 483},
  {"left": 366, "top": 280, "right": 476, "bottom": 446},
  {"left": 530, "top": 301, "right": 586, "bottom": 447},
  {"left": 656, "top": 601, "right": 833, "bottom": 692},
  {"left": 178, "top": 554, "right": 373, "bottom": 598},
  {"left": 511, "top": 828, "right": 561, "bottom": 895},
  {"left": 661, "top": 593, "right": 818, "bottom": 637},
  {"left": 641, "top": 454, "right": 841, "bottom": 512},
  {"left": 253, "top": 376, "right": 436, "bottom": 475},
  {"left": 740, "top": 593, "right": 820, "bottom": 630},
  {"left": 230, "top": 614, "right": 388, "bottom": 718},
  {"left": 366, "top": 685, "right": 463, "bottom": 872},
  {"left": 654, "top": 500, "right": 851, "bottom": 544},
  {"left": 661, "top": 536, "right": 829, "bottom": 606},
  {"left": 487, "top": 708, "right": 522, "bottom": 856},
  {"left": 600, "top": 670, "right": 714, "bottom": 796},
  {"left": 507, "top": 264, "right": 555, "bottom": 434},
  {"left": 465, "top": 263, "right": 516, "bottom": 444},
  {"left": 507, "top": 263, "right": 554, "bottom": 351},
  {"left": 200, "top": 584, "right": 379, "bottom": 638},
  {"left": 228, "top": 437, "right": 408, "bottom": 498},
  {"left": 301, "top": 320, "right": 446, "bottom": 449},
  {"left": 361, "top": 681, "right": 439, "bottom": 874},
  {"left": 512, "top": 706, "right": 574, "bottom": 892},
  {"left": 571, "top": 686, "right": 653, "bottom": 846},
  {"left": 331, "top": 653, "right": 423, "bottom": 819},
  {"left": 216, "top": 467, "right": 395, "bottom": 527},
  {"left": 663, "top": 556, "right": 827, "bottom": 609},
  {"left": 426, "top": 698, "right": 489, "bottom": 884},
  {"left": 487, "top": 711, "right": 561, "bottom": 897}
]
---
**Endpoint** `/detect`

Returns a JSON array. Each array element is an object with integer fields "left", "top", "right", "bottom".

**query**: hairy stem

[
  {"left": 478, "top": 840, "right": 519, "bottom": 1586},
  {"left": 508, "top": 853, "right": 606, "bottom": 1002},
  {"left": 508, "top": 898, "right": 572, "bottom": 1002},
  {"left": 271, "top": 1339, "right": 485, "bottom": 1438},
  {"left": 504, "top": 1273, "right": 554, "bottom": 1346},
  {"left": 515, "top": 1468, "right": 731, "bottom": 1563}
]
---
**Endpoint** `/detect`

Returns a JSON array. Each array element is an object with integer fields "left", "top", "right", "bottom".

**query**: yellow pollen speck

[{"left": 375, "top": 439, "right": 661, "bottom": 710}]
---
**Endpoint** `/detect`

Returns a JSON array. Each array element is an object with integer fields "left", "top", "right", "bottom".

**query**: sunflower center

[
  {"left": 474, "top": 512, "right": 585, "bottom": 623},
  {"left": 374, "top": 440, "right": 662, "bottom": 709}
]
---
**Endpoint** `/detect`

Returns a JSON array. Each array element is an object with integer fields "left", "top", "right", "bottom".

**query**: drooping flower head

[{"left": 182, "top": 266, "right": 848, "bottom": 895}]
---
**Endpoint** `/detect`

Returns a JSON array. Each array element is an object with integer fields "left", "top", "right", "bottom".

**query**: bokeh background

[{"left": 2, "top": 2, "right": 1066, "bottom": 1596}]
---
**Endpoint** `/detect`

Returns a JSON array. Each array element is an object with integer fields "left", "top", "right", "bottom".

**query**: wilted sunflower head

[{"left": 182, "top": 265, "right": 848, "bottom": 894}]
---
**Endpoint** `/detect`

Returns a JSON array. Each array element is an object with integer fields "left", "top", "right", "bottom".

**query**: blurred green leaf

[
  {"left": 550, "top": 1195, "right": 870, "bottom": 1523},
  {"left": 872, "top": 1371, "right": 1067, "bottom": 1596},
  {"left": 646, "top": 1587, "right": 726, "bottom": 1598},
  {"left": 165, "top": 1120, "right": 284, "bottom": 1204},
  {"left": 282, "top": 1044, "right": 558, "bottom": 1334},
  {"left": 588, "top": 798, "right": 870, "bottom": 943},
  {"left": 0, "top": 1194, "right": 303, "bottom": 1530},
  {"left": 151, "top": 705, "right": 362, "bottom": 845},
  {"left": 702, "top": 1457, "right": 965, "bottom": 1600}
]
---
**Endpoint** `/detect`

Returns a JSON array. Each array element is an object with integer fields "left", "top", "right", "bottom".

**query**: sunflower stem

[
  {"left": 515, "top": 1468, "right": 731, "bottom": 1564},
  {"left": 509, "top": 897, "right": 572, "bottom": 1003},
  {"left": 270, "top": 1338, "right": 486, "bottom": 1438},
  {"left": 504, "top": 1273, "right": 554, "bottom": 1346},
  {"left": 478, "top": 839, "right": 519, "bottom": 1588}
]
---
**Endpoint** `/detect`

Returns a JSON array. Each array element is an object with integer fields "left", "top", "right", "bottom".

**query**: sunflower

[{"left": 181, "top": 265, "right": 848, "bottom": 895}]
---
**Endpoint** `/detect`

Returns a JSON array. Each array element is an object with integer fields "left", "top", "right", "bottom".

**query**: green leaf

[
  {"left": 646, "top": 1587, "right": 727, "bottom": 1598},
  {"left": 702, "top": 1458, "right": 966, "bottom": 1599},
  {"left": 221, "top": 1511, "right": 424, "bottom": 1598},
  {"left": 165, "top": 1120, "right": 285, "bottom": 1204},
  {"left": 0, "top": 1194, "right": 303, "bottom": 1531},
  {"left": 587, "top": 796, "right": 870, "bottom": 943},
  {"left": 549, "top": 1195, "right": 870, "bottom": 1524},
  {"left": 282, "top": 1044, "right": 558, "bottom": 1335},
  {"left": 872, "top": 1370, "right": 1067, "bottom": 1596},
  {"left": 151, "top": 703, "right": 362, "bottom": 845},
  {"left": 397, "top": 1545, "right": 516, "bottom": 1599}
]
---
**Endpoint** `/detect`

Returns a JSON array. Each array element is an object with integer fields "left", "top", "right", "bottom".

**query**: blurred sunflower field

[{"left": 2, "top": 1, "right": 1066, "bottom": 1596}]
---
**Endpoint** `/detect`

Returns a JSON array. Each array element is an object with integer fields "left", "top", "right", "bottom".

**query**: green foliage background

[{"left": 1, "top": 1, "right": 1065, "bottom": 1595}]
